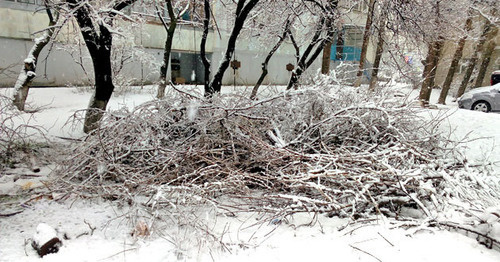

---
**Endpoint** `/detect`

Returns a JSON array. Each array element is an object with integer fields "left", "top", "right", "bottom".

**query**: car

[
  {"left": 492, "top": 70, "right": 500, "bottom": 86},
  {"left": 458, "top": 83, "right": 500, "bottom": 112}
]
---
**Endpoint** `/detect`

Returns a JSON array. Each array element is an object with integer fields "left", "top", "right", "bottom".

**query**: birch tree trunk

[
  {"left": 13, "top": 7, "right": 57, "bottom": 111},
  {"left": 438, "top": 13, "right": 473, "bottom": 104},
  {"left": 353, "top": 0, "right": 377, "bottom": 87}
]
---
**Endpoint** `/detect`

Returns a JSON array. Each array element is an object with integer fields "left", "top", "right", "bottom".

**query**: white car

[{"left": 458, "top": 83, "right": 500, "bottom": 112}]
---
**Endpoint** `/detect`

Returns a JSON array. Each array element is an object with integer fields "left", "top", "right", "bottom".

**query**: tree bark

[
  {"left": 201, "top": 0, "right": 212, "bottom": 95},
  {"left": 368, "top": 9, "right": 387, "bottom": 92},
  {"left": 157, "top": 0, "right": 177, "bottom": 99},
  {"left": 425, "top": 37, "right": 444, "bottom": 101},
  {"left": 68, "top": 0, "right": 136, "bottom": 133},
  {"left": 419, "top": 1, "right": 444, "bottom": 105},
  {"left": 474, "top": 27, "right": 498, "bottom": 88},
  {"left": 335, "top": 29, "right": 344, "bottom": 60},
  {"left": 419, "top": 42, "right": 436, "bottom": 104},
  {"left": 250, "top": 20, "right": 291, "bottom": 99},
  {"left": 321, "top": 39, "right": 332, "bottom": 75},
  {"left": 207, "top": 0, "right": 260, "bottom": 97},
  {"left": 353, "top": 0, "right": 377, "bottom": 87},
  {"left": 438, "top": 13, "right": 473, "bottom": 104},
  {"left": 456, "top": 17, "right": 493, "bottom": 98},
  {"left": 82, "top": 23, "right": 115, "bottom": 134},
  {"left": 13, "top": 6, "right": 57, "bottom": 111}
]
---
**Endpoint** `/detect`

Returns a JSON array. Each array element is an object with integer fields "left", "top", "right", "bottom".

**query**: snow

[
  {"left": 1, "top": 85, "right": 500, "bottom": 261},
  {"left": 32, "top": 223, "right": 58, "bottom": 249},
  {"left": 23, "top": 58, "right": 35, "bottom": 65}
]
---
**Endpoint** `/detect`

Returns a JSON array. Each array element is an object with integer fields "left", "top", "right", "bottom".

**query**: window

[
  {"left": 128, "top": 0, "right": 204, "bottom": 23},
  {"left": 353, "top": 1, "right": 369, "bottom": 13},
  {"left": 330, "top": 26, "right": 363, "bottom": 62}
]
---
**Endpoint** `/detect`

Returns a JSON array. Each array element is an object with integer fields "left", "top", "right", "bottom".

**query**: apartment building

[{"left": 0, "top": 0, "right": 375, "bottom": 87}]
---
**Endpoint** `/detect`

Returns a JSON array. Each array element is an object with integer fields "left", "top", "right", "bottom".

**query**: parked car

[
  {"left": 458, "top": 82, "right": 500, "bottom": 112},
  {"left": 492, "top": 70, "right": 500, "bottom": 86}
]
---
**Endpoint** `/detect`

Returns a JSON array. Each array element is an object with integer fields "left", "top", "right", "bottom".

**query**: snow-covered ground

[{"left": 1, "top": 85, "right": 500, "bottom": 261}]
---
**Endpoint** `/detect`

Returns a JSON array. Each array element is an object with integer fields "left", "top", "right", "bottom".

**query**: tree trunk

[
  {"left": 353, "top": 0, "right": 377, "bottom": 87},
  {"left": 424, "top": 37, "right": 444, "bottom": 101},
  {"left": 83, "top": 25, "right": 115, "bottom": 133},
  {"left": 438, "top": 13, "right": 473, "bottom": 104},
  {"left": 456, "top": 18, "right": 493, "bottom": 98},
  {"left": 321, "top": 39, "right": 332, "bottom": 75},
  {"left": 13, "top": 7, "right": 57, "bottom": 111},
  {"left": 201, "top": 0, "right": 212, "bottom": 95},
  {"left": 368, "top": 9, "right": 387, "bottom": 92},
  {"left": 207, "top": 0, "right": 260, "bottom": 97},
  {"left": 335, "top": 29, "right": 344, "bottom": 60},
  {"left": 419, "top": 42, "right": 437, "bottom": 105},
  {"left": 250, "top": 20, "right": 291, "bottom": 99},
  {"left": 286, "top": 1, "right": 339, "bottom": 90},
  {"left": 474, "top": 27, "right": 498, "bottom": 88},
  {"left": 68, "top": 0, "right": 136, "bottom": 133},
  {"left": 419, "top": 1, "right": 444, "bottom": 105},
  {"left": 157, "top": 0, "right": 177, "bottom": 99}
]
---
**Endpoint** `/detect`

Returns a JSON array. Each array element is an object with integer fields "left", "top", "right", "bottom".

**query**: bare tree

[
  {"left": 202, "top": 0, "right": 260, "bottom": 97},
  {"left": 66, "top": 0, "right": 137, "bottom": 133},
  {"left": 474, "top": 26, "right": 498, "bottom": 88},
  {"left": 156, "top": 0, "right": 190, "bottom": 99},
  {"left": 353, "top": 0, "right": 377, "bottom": 87},
  {"left": 418, "top": 0, "right": 446, "bottom": 105},
  {"left": 250, "top": 19, "right": 292, "bottom": 99},
  {"left": 13, "top": 2, "right": 59, "bottom": 111},
  {"left": 286, "top": 0, "right": 339, "bottom": 90},
  {"left": 438, "top": 9, "right": 473, "bottom": 104},
  {"left": 368, "top": 3, "right": 387, "bottom": 91},
  {"left": 200, "top": 0, "right": 212, "bottom": 94},
  {"left": 456, "top": 13, "right": 495, "bottom": 98}
]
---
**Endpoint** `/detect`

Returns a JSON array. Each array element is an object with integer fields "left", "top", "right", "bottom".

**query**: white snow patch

[{"left": 32, "top": 223, "right": 58, "bottom": 247}]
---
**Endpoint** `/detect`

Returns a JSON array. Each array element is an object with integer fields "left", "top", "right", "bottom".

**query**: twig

[
  {"left": 377, "top": 232, "right": 394, "bottom": 247},
  {"left": 349, "top": 244, "right": 382, "bottom": 262},
  {"left": 98, "top": 247, "right": 137, "bottom": 261},
  {"left": 0, "top": 210, "right": 24, "bottom": 217}
]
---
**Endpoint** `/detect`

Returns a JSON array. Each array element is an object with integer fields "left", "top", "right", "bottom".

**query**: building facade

[{"left": 0, "top": 0, "right": 374, "bottom": 88}]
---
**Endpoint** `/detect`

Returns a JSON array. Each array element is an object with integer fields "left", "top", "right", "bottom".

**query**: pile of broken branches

[
  {"left": 0, "top": 94, "right": 46, "bottom": 170},
  {"left": 54, "top": 85, "right": 472, "bottom": 219}
]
